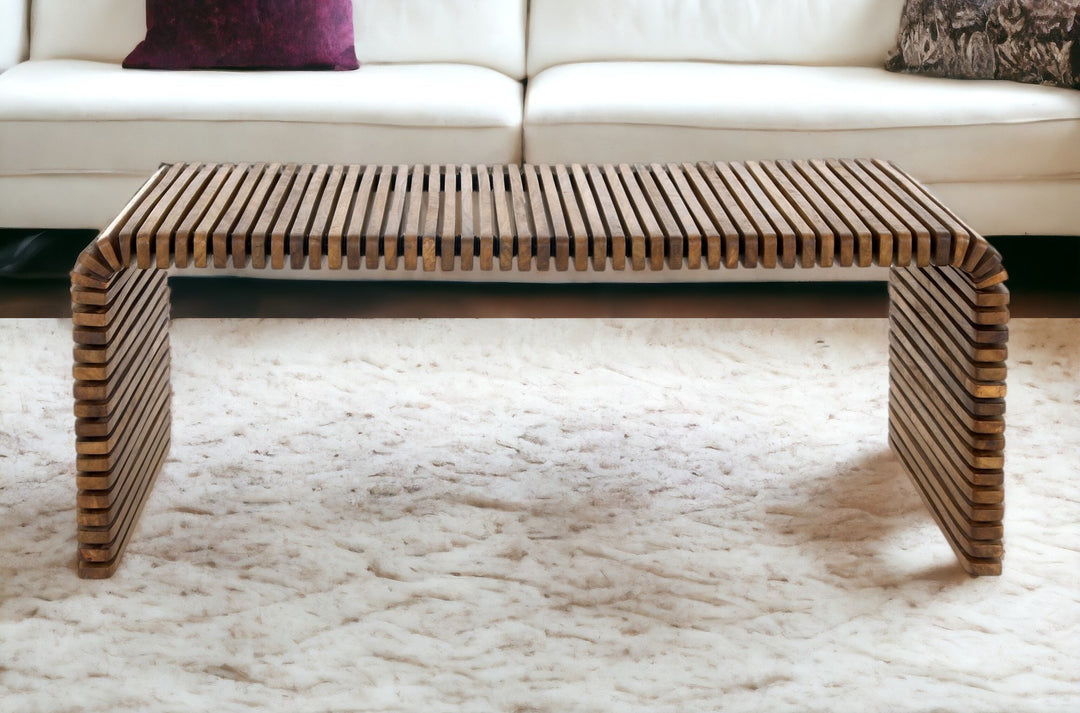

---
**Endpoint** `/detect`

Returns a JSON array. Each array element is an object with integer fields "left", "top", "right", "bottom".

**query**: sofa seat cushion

[
  {"left": 0, "top": 59, "right": 523, "bottom": 176},
  {"left": 524, "top": 61, "right": 1080, "bottom": 184}
]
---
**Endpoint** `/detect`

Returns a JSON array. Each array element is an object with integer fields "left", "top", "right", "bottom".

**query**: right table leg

[{"left": 887, "top": 264, "right": 1008, "bottom": 575}]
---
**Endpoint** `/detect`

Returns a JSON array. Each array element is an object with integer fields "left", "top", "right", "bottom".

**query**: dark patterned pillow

[{"left": 886, "top": 0, "right": 1080, "bottom": 89}]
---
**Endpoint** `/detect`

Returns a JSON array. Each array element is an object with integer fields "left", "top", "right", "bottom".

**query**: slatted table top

[{"left": 80, "top": 159, "right": 1004, "bottom": 289}]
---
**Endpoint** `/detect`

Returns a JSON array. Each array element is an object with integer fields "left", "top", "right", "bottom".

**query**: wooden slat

[
  {"left": 477, "top": 165, "right": 495, "bottom": 270},
  {"left": 731, "top": 161, "right": 795, "bottom": 269},
  {"left": 76, "top": 367, "right": 170, "bottom": 490},
  {"left": 893, "top": 267, "right": 1008, "bottom": 349},
  {"left": 718, "top": 162, "right": 777, "bottom": 267},
  {"left": 73, "top": 315, "right": 170, "bottom": 415},
  {"left": 438, "top": 164, "right": 458, "bottom": 271},
  {"left": 493, "top": 165, "right": 515, "bottom": 271},
  {"left": 810, "top": 159, "right": 895, "bottom": 268},
  {"left": 401, "top": 164, "right": 425, "bottom": 270},
  {"left": 853, "top": 160, "right": 949, "bottom": 266},
  {"left": 365, "top": 165, "right": 393, "bottom": 270},
  {"left": 324, "top": 164, "right": 360, "bottom": 270},
  {"left": 590, "top": 164, "right": 627, "bottom": 270},
  {"left": 557, "top": 165, "right": 590, "bottom": 271},
  {"left": 251, "top": 164, "right": 298, "bottom": 269},
  {"left": 890, "top": 288, "right": 1005, "bottom": 400},
  {"left": 183, "top": 165, "right": 234, "bottom": 269},
  {"left": 345, "top": 165, "right": 377, "bottom": 270},
  {"left": 421, "top": 164, "right": 441, "bottom": 271},
  {"left": 135, "top": 163, "right": 207, "bottom": 269},
  {"left": 838, "top": 159, "right": 934, "bottom": 268},
  {"left": 280, "top": 163, "right": 325, "bottom": 269},
  {"left": 787, "top": 160, "right": 862, "bottom": 266},
  {"left": 888, "top": 406, "right": 1004, "bottom": 535},
  {"left": 681, "top": 163, "right": 737, "bottom": 269},
  {"left": 905, "top": 266, "right": 1010, "bottom": 330},
  {"left": 611, "top": 165, "right": 651, "bottom": 270},
  {"left": 75, "top": 363, "right": 170, "bottom": 468},
  {"left": 665, "top": 164, "right": 717, "bottom": 270},
  {"left": 72, "top": 269, "right": 167, "bottom": 349},
  {"left": 889, "top": 347, "right": 1004, "bottom": 438},
  {"left": 871, "top": 159, "right": 974, "bottom": 267},
  {"left": 889, "top": 424, "right": 1003, "bottom": 551},
  {"left": 571, "top": 164, "right": 606, "bottom": 271},
  {"left": 307, "top": 164, "right": 347, "bottom": 270},
  {"left": 117, "top": 162, "right": 190, "bottom": 267},
  {"left": 748, "top": 161, "right": 818, "bottom": 269},
  {"left": 78, "top": 403, "right": 170, "bottom": 538},
  {"left": 890, "top": 284, "right": 1006, "bottom": 383},
  {"left": 75, "top": 342, "right": 170, "bottom": 473},
  {"left": 523, "top": 165, "right": 550, "bottom": 270},
  {"left": 70, "top": 267, "right": 140, "bottom": 309},
  {"left": 72, "top": 273, "right": 168, "bottom": 393},
  {"left": 75, "top": 339, "right": 170, "bottom": 443},
  {"left": 637, "top": 164, "right": 684, "bottom": 269},
  {"left": 156, "top": 163, "right": 216, "bottom": 269},
  {"left": 773, "top": 160, "right": 845, "bottom": 268},
  {"left": 889, "top": 355, "right": 1004, "bottom": 454},
  {"left": 508, "top": 165, "right": 531, "bottom": 271},
  {"left": 534, "top": 165, "right": 563, "bottom": 270},
  {"left": 77, "top": 426, "right": 170, "bottom": 577},
  {"left": 189, "top": 163, "right": 249, "bottom": 269},
  {"left": 698, "top": 163, "right": 758, "bottom": 268},
  {"left": 211, "top": 163, "right": 264, "bottom": 268},
  {"left": 269, "top": 164, "right": 313, "bottom": 270},
  {"left": 72, "top": 287, "right": 169, "bottom": 383},
  {"left": 619, "top": 165, "right": 666, "bottom": 270},
  {"left": 650, "top": 164, "right": 697, "bottom": 269},
  {"left": 95, "top": 164, "right": 171, "bottom": 269},
  {"left": 541, "top": 165, "right": 570, "bottom": 271},
  {"left": 383, "top": 165, "right": 409, "bottom": 270},
  {"left": 231, "top": 163, "right": 281, "bottom": 269},
  {"left": 887, "top": 305, "right": 1005, "bottom": 417},
  {"left": 891, "top": 387, "right": 1004, "bottom": 510},
  {"left": 459, "top": 165, "right": 475, "bottom": 271}
]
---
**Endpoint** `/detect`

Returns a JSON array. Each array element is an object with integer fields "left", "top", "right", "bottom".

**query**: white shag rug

[{"left": 0, "top": 317, "right": 1077, "bottom": 712}]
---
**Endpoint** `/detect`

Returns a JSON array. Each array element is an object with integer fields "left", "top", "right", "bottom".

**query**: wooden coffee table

[{"left": 70, "top": 160, "right": 1009, "bottom": 578}]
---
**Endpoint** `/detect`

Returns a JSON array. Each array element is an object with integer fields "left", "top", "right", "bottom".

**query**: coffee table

[{"left": 70, "top": 160, "right": 1009, "bottom": 578}]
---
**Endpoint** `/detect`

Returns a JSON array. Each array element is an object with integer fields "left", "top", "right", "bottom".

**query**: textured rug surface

[{"left": 0, "top": 317, "right": 1077, "bottom": 712}]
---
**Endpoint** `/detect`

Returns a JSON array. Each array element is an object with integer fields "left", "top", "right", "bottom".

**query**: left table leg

[{"left": 72, "top": 262, "right": 171, "bottom": 578}]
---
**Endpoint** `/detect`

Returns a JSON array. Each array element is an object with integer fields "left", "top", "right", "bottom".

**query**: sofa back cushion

[
  {"left": 0, "top": 0, "right": 29, "bottom": 70},
  {"left": 352, "top": 0, "right": 525, "bottom": 78},
  {"left": 527, "top": 0, "right": 907, "bottom": 76},
  {"left": 30, "top": 0, "right": 153, "bottom": 64},
  {"left": 30, "top": 0, "right": 527, "bottom": 78}
]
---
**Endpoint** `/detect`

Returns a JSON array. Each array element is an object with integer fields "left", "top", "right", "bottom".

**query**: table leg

[
  {"left": 887, "top": 264, "right": 1008, "bottom": 575},
  {"left": 72, "top": 265, "right": 172, "bottom": 578}
]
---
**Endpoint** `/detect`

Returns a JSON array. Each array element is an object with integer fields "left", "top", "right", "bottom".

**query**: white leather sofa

[{"left": 2, "top": 0, "right": 1079, "bottom": 264}]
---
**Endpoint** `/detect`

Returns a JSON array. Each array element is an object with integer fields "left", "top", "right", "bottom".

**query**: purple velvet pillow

[{"left": 123, "top": 0, "right": 359, "bottom": 71}]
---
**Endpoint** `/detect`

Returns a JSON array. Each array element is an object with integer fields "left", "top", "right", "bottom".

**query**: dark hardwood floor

[{"left": 1, "top": 232, "right": 1077, "bottom": 319}]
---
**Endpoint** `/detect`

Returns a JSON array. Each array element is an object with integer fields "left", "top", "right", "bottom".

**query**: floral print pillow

[{"left": 886, "top": 0, "right": 1080, "bottom": 89}]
